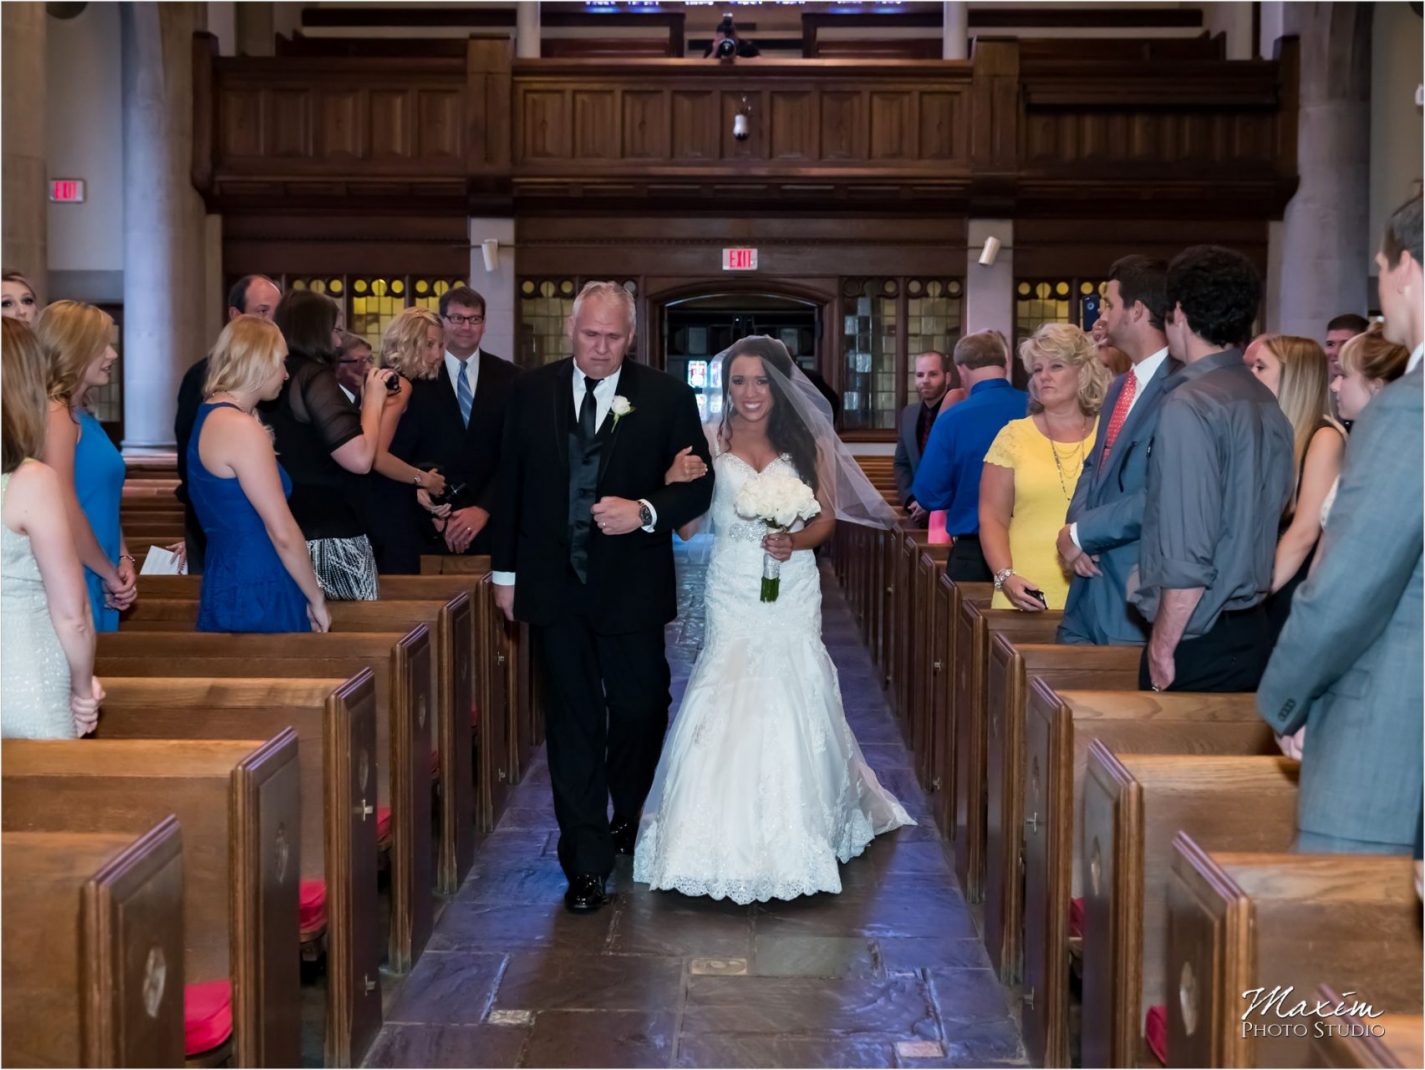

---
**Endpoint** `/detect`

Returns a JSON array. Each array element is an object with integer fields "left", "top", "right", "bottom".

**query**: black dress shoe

[
  {"left": 609, "top": 816, "right": 638, "bottom": 856},
  {"left": 564, "top": 874, "right": 608, "bottom": 914}
]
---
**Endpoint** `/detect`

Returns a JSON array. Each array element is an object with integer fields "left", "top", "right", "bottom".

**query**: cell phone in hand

[{"left": 1025, "top": 587, "right": 1047, "bottom": 607}]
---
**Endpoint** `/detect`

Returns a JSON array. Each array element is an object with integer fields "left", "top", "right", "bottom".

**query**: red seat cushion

[
  {"left": 376, "top": 805, "right": 392, "bottom": 848},
  {"left": 470, "top": 702, "right": 479, "bottom": 729},
  {"left": 299, "top": 879, "right": 327, "bottom": 939},
  {"left": 1069, "top": 896, "right": 1085, "bottom": 939},
  {"left": 1145, "top": 1004, "right": 1168, "bottom": 1065},
  {"left": 185, "top": 980, "right": 233, "bottom": 1057},
  {"left": 430, "top": 749, "right": 441, "bottom": 780}
]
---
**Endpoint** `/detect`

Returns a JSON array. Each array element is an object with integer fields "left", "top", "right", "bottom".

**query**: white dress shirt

[
  {"left": 446, "top": 348, "right": 481, "bottom": 403},
  {"left": 1068, "top": 346, "right": 1170, "bottom": 550},
  {"left": 491, "top": 361, "right": 655, "bottom": 588},
  {"left": 1408, "top": 343, "right": 1424, "bottom": 375}
]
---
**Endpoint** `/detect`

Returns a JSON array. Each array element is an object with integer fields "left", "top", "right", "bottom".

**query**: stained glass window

[
  {"left": 1014, "top": 278, "right": 1107, "bottom": 344},
  {"left": 841, "top": 278, "right": 899, "bottom": 431},
  {"left": 517, "top": 278, "right": 578, "bottom": 369},
  {"left": 905, "top": 278, "right": 964, "bottom": 399}
]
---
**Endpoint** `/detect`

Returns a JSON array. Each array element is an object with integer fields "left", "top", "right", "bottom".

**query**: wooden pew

[
  {"left": 1019, "top": 689, "right": 1281, "bottom": 1067},
  {"left": 95, "top": 630, "right": 434, "bottom": 974},
  {"left": 984, "top": 638, "right": 1142, "bottom": 983},
  {"left": 3, "top": 821, "right": 186, "bottom": 1067},
  {"left": 3, "top": 735, "right": 302, "bottom": 1067},
  {"left": 422, "top": 554, "right": 534, "bottom": 804},
  {"left": 924, "top": 576, "right": 991, "bottom": 826},
  {"left": 906, "top": 543, "right": 952, "bottom": 761},
  {"left": 1080, "top": 748, "right": 1301, "bottom": 1068},
  {"left": 1168, "top": 838, "right": 1422, "bottom": 1068},
  {"left": 94, "top": 674, "right": 383, "bottom": 1067},
  {"left": 121, "top": 591, "right": 479, "bottom": 893},
  {"left": 951, "top": 604, "right": 1064, "bottom": 903},
  {"left": 1310, "top": 985, "right": 1423, "bottom": 1069},
  {"left": 889, "top": 530, "right": 932, "bottom": 720}
]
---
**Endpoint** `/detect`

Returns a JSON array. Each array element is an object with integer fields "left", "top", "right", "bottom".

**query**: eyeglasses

[{"left": 444, "top": 313, "right": 484, "bottom": 327}]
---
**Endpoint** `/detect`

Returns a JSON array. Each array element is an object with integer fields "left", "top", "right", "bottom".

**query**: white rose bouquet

[{"left": 734, "top": 468, "right": 822, "bottom": 602}]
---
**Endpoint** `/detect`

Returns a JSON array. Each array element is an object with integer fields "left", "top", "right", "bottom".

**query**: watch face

[{"left": 640, "top": 505, "right": 653, "bottom": 526}]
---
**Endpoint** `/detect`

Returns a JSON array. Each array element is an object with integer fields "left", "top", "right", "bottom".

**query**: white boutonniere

[{"left": 610, "top": 395, "right": 634, "bottom": 428}]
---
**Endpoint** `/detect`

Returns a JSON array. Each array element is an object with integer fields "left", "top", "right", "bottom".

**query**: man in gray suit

[
  {"left": 1257, "top": 194, "right": 1424, "bottom": 854},
  {"left": 893, "top": 351, "right": 954, "bottom": 524},
  {"left": 1057, "top": 256, "right": 1179, "bottom": 645}
]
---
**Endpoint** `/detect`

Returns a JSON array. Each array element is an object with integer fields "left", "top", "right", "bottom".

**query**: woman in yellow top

[{"left": 980, "top": 322, "right": 1107, "bottom": 611}]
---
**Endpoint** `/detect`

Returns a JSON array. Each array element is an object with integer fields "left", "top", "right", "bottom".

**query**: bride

[{"left": 632, "top": 336, "right": 913, "bottom": 905}]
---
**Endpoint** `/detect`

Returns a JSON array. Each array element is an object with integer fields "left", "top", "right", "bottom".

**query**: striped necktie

[{"left": 456, "top": 358, "right": 473, "bottom": 427}]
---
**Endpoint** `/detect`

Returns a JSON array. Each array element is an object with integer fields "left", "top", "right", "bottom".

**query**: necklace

[{"left": 1046, "top": 418, "right": 1092, "bottom": 500}]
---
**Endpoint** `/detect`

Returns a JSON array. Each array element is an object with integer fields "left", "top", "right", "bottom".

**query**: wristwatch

[
  {"left": 638, "top": 502, "right": 654, "bottom": 528},
  {"left": 993, "top": 567, "right": 1015, "bottom": 591}
]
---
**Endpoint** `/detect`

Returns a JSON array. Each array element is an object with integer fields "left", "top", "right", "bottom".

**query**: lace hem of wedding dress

[{"left": 634, "top": 805, "right": 910, "bottom": 905}]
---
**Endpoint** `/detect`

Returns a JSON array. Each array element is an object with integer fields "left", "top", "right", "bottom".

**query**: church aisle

[{"left": 364, "top": 542, "right": 1026, "bottom": 1068}]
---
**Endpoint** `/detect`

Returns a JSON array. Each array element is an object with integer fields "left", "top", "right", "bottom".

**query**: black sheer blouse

[{"left": 263, "top": 350, "right": 367, "bottom": 540}]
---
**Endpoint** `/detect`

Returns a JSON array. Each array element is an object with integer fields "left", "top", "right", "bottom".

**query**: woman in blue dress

[
  {"left": 37, "top": 301, "right": 135, "bottom": 633},
  {"left": 189, "top": 315, "right": 328, "bottom": 633}
]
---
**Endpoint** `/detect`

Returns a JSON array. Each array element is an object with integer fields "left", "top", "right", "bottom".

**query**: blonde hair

[
  {"left": 1339, "top": 325, "right": 1410, "bottom": 384},
  {"left": 2, "top": 318, "right": 51, "bottom": 473},
  {"left": 379, "top": 307, "right": 443, "bottom": 379},
  {"left": 1018, "top": 322, "right": 1108, "bottom": 416},
  {"left": 1263, "top": 335, "right": 1339, "bottom": 501},
  {"left": 569, "top": 280, "right": 637, "bottom": 336},
  {"left": 35, "top": 299, "right": 113, "bottom": 408},
  {"left": 204, "top": 315, "right": 287, "bottom": 398}
]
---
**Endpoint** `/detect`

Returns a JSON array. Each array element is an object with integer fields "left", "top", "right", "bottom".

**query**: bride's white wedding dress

[{"left": 632, "top": 450, "right": 914, "bottom": 905}]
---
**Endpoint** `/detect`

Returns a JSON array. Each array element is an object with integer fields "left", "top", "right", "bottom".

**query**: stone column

[
  {"left": 943, "top": 2, "right": 968, "bottom": 61},
  {"left": 1274, "top": 3, "right": 1373, "bottom": 336},
  {"left": 235, "top": 0, "right": 274, "bottom": 57},
  {"left": 516, "top": 1, "right": 540, "bottom": 60},
  {"left": 120, "top": 2, "right": 207, "bottom": 450},
  {"left": 965, "top": 219, "right": 1014, "bottom": 343},
  {"left": 2, "top": 2, "right": 47, "bottom": 291}
]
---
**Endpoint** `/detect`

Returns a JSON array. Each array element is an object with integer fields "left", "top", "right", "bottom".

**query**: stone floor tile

[
  {"left": 682, "top": 974, "right": 939, "bottom": 1039},
  {"left": 362, "top": 1022, "right": 528, "bottom": 1068},
  {"left": 876, "top": 937, "right": 992, "bottom": 974},
  {"left": 457, "top": 857, "right": 572, "bottom": 905},
  {"left": 428, "top": 900, "right": 616, "bottom": 954},
  {"left": 384, "top": 951, "right": 506, "bottom": 1025},
  {"left": 523, "top": 1010, "right": 678, "bottom": 1069},
  {"left": 493, "top": 952, "right": 684, "bottom": 1013},
  {"left": 926, "top": 967, "right": 1018, "bottom": 1023},
  {"left": 750, "top": 934, "right": 881, "bottom": 978},
  {"left": 676, "top": 1034, "right": 900, "bottom": 1068}
]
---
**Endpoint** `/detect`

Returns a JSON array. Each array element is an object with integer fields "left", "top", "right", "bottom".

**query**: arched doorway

[{"left": 651, "top": 284, "right": 829, "bottom": 422}]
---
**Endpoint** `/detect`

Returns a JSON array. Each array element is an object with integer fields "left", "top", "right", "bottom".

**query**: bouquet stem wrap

[{"left": 761, "top": 526, "right": 784, "bottom": 602}]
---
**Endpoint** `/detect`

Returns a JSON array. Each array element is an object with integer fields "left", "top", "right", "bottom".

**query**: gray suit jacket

[
  {"left": 893, "top": 400, "right": 927, "bottom": 506},
  {"left": 1058, "top": 356, "right": 1180, "bottom": 645},
  {"left": 1257, "top": 367, "right": 1422, "bottom": 848}
]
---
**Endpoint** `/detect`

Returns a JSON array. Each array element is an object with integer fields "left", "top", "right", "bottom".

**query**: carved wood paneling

[
  {"left": 416, "top": 90, "right": 461, "bottom": 160},
  {"left": 769, "top": 91, "right": 817, "bottom": 161},
  {"left": 573, "top": 91, "right": 618, "bottom": 159},
  {"left": 820, "top": 91, "right": 867, "bottom": 160},
  {"left": 369, "top": 89, "right": 411, "bottom": 158},
  {"left": 869, "top": 91, "right": 914, "bottom": 159},
  {"left": 670, "top": 91, "right": 717, "bottom": 160},
  {"left": 622, "top": 91, "right": 666, "bottom": 159},
  {"left": 318, "top": 90, "right": 362, "bottom": 158},
  {"left": 521, "top": 90, "right": 568, "bottom": 159}
]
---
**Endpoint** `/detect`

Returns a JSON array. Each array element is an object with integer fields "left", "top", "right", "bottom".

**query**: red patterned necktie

[{"left": 1102, "top": 373, "right": 1137, "bottom": 457}]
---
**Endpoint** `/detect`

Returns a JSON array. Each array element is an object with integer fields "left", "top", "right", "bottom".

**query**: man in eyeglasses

[{"left": 382, "top": 284, "right": 519, "bottom": 565}]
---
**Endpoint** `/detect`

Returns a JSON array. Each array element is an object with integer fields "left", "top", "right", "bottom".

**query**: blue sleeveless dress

[
  {"left": 189, "top": 402, "right": 310, "bottom": 633},
  {"left": 73, "top": 411, "right": 124, "bottom": 633}
]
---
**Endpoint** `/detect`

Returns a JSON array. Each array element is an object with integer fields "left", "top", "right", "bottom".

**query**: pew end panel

[
  {"left": 1168, "top": 838, "right": 1423, "bottom": 1068},
  {"left": 93, "top": 673, "right": 384, "bottom": 1067},
  {"left": 2, "top": 821, "right": 186, "bottom": 1068},
  {"left": 1310, "top": 985, "right": 1423, "bottom": 1069},
  {"left": 1019, "top": 688, "right": 1279, "bottom": 1069},
  {"left": 1079, "top": 746, "right": 1301, "bottom": 1069},
  {"left": 2, "top": 734, "right": 303, "bottom": 1068}
]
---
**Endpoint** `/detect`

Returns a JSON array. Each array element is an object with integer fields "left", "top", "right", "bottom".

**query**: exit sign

[
  {"left": 49, "top": 179, "right": 86, "bottom": 203},
  {"left": 722, "top": 247, "right": 758, "bottom": 271}
]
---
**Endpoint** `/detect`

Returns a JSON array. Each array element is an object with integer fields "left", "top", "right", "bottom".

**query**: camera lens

[{"left": 385, "top": 372, "right": 401, "bottom": 394}]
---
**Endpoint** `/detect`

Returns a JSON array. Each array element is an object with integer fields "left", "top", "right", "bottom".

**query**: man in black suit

[
  {"left": 384, "top": 285, "right": 519, "bottom": 564},
  {"left": 893, "top": 350, "right": 952, "bottom": 524},
  {"left": 492, "top": 281, "right": 714, "bottom": 913},
  {"left": 174, "top": 274, "right": 282, "bottom": 573}
]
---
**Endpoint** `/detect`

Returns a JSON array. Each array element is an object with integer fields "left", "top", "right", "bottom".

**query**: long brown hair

[
  {"left": 2, "top": 318, "right": 51, "bottom": 473},
  {"left": 35, "top": 299, "right": 113, "bottom": 408}
]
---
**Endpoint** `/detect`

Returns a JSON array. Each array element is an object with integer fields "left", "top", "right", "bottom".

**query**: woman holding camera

[
  {"left": 368, "top": 307, "right": 451, "bottom": 574},
  {"left": 269, "top": 290, "right": 394, "bottom": 600}
]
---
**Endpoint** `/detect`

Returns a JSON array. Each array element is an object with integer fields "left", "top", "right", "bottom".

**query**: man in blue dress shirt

[{"left": 910, "top": 330, "right": 1029, "bottom": 580}]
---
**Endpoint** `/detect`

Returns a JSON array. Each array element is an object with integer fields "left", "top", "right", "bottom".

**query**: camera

[
  {"left": 715, "top": 35, "right": 737, "bottom": 60},
  {"left": 420, "top": 463, "right": 466, "bottom": 508},
  {"left": 384, "top": 371, "right": 402, "bottom": 394}
]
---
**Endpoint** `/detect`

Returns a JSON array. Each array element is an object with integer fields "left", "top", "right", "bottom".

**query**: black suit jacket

[
  {"left": 395, "top": 351, "right": 519, "bottom": 517},
  {"left": 492, "top": 358, "right": 714, "bottom": 633}
]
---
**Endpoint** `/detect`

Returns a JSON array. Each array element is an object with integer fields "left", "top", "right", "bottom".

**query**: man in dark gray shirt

[{"left": 1130, "top": 245, "right": 1294, "bottom": 692}]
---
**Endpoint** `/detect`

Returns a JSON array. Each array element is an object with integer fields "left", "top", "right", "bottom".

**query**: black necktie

[{"left": 579, "top": 377, "right": 602, "bottom": 440}]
